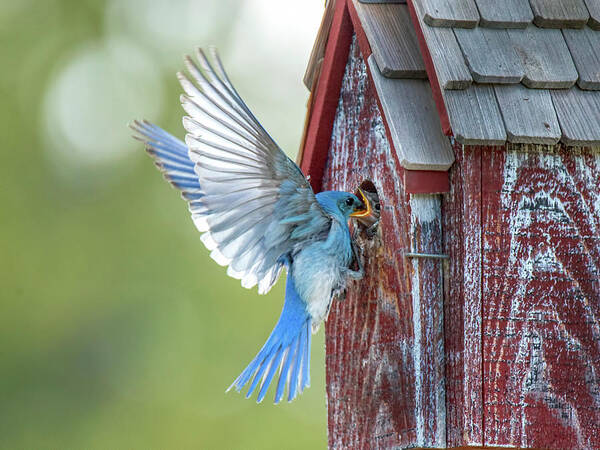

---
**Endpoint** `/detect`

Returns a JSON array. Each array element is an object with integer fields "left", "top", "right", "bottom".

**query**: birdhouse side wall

[
  {"left": 321, "top": 38, "right": 445, "bottom": 449},
  {"left": 444, "top": 143, "right": 600, "bottom": 448}
]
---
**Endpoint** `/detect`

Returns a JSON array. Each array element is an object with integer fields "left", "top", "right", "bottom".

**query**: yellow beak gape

[{"left": 350, "top": 188, "right": 372, "bottom": 218}]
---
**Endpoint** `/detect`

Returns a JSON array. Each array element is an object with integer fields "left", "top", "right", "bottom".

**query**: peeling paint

[{"left": 322, "top": 38, "right": 445, "bottom": 449}]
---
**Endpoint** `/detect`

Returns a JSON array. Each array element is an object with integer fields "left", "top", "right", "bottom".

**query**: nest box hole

[{"left": 354, "top": 179, "right": 381, "bottom": 238}]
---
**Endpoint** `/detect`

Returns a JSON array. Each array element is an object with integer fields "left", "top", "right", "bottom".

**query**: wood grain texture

[
  {"left": 481, "top": 144, "right": 600, "bottom": 447},
  {"left": 454, "top": 27, "right": 524, "bottom": 83},
  {"left": 367, "top": 56, "right": 454, "bottom": 170},
  {"left": 585, "top": 0, "right": 600, "bottom": 30},
  {"left": 406, "top": 0, "right": 453, "bottom": 134},
  {"left": 494, "top": 84, "right": 561, "bottom": 144},
  {"left": 323, "top": 38, "right": 446, "bottom": 449},
  {"left": 443, "top": 85, "right": 506, "bottom": 145},
  {"left": 551, "top": 88, "right": 600, "bottom": 146},
  {"left": 300, "top": 0, "right": 353, "bottom": 192},
  {"left": 508, "top": 26, "right": 578, "bottom": 88},
  {"left": 303, "top": 0, "right": 336, "bottom": 90},
  {"left": 474, "top": 0, "right": 533, "bottom": 28},
  {"left": 563, "top": 27, "right": 600, "bottom": 90},
  {"left": 529, "top": 0, "right": 590, "bottom": 28},
  {"left": 354, "top": 1, "right": 426, "bottom": 78},
  {"left": 420, "top": 0, "right": 479, "bottom": 28},
  {"left": 443, "top": 142, "right": 485, "bottom": 446},
  {"left": 412, "top": 0, "right": 473, "bottom": 89}
]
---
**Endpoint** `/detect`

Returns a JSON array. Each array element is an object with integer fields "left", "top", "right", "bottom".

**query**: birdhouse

[{"left": 298, "top": 0, "right": 600, "bottom": 448}]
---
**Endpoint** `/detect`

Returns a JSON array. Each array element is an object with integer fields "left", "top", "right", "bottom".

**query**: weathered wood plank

[
  {"left": 420, "top": 0, "right": 479, "bottom": 28},
  {"left": 303, "top": 0, "right": 336, "bottom": 90},
  {"left": 412, "top": 0, "right": 473, "bottom": 89},
  {"left": 508, "top": 26, "right": 578, "bottom": 88},
  {"left": 408, "top": 194, "right": 446, "bottom": 447},
  {"left": 551, "top": 88, "right": 600, "bottom": 145},
  {"left": 353, "top": 0, "right": 427, "bottom": 78},
  {"left": 494, "top": 85, "right": 560, "bottom": 144},
  {"left": 563, "top": 27, "right": 600, "bottom": 90},
  {"left": 368, "top": 56, "right": 454, "bottom": 170},
  {"left": 481, "top": 145, "right": 600, "bottom": 447},
  {"left": 323, "top": 40, "right": 446, "bottom": 448},
  {"left": 474, "top": 0, "right": 533, "bottom": 28},
  {"left": 529, "top": 0, "right": 590, "bottom": 28},
  {"left": 354, "top": 1, "right": 426, "bottom": 78},
  {"left": 443, "top": 85, "right": 506, "bottom": 145},
  {"left": 454, "top": 27, "right": 524, "bottom": 83},
  {"left": 443, "top": 142, "right": 484, "bottom": 446},
  {"left": 299, "top": 0, "right": 353, "bottom": 192},
  {"left": 585, "top": 0, "right": 600, "bottom": 30}
]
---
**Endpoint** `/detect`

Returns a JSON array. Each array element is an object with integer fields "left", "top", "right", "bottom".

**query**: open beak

[{"left": 350, "top": 188, "right": 372, "bottom": 218}]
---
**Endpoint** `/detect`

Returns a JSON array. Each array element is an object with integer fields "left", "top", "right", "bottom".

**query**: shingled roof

[
  {"left": 306, "top": 0, "right": 600, "bottom": 158},
  {"left": 411, "top": 0, "right": 600, "bottom": 146}
]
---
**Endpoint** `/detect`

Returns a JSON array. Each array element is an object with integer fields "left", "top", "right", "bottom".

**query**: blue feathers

[
  {"left": 228, "top": 273, "right": 312, "bottom": 404},
  {"left": 131, "top": 120, "right": 202, "bottom": 195},
  {"left": 132, "top": 49, "right": 365, "bottom": 407}
]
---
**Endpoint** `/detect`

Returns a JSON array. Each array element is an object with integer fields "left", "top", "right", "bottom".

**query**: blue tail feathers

[{"left": 227, "top": 274, "right": 312, "bottom": 403}]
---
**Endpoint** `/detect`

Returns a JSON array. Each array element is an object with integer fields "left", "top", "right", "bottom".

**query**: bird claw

[{"left": 345, "top": 242, "right": 364, "bottom": 280}]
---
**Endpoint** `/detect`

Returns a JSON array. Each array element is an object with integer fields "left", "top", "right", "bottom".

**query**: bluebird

[{"left": 131, "top": 48, "right": 374, "bottom": 404}]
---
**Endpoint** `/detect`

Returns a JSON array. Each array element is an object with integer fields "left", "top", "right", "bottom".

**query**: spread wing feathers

[
  {"left": 227, "top": 275, "right": 312, "bottom": 403},
  {"left": 130, "top": 120, "right": 207, "bottom": 227},
  {"left": 178, "top": 48, "right": 330, "bottom": 294}
]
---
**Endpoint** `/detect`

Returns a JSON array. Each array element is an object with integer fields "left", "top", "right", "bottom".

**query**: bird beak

[{"left": 350, "top": 188, "right": 372, "bottom": 218}]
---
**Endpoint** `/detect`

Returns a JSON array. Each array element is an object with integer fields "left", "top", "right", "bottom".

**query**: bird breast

[{"left": 291, "top": 220, "right": 353, "bottom": 328}]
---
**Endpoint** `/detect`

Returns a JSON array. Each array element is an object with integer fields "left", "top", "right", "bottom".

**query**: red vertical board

[
  {"left": 481, "top": 145, "right": 600, "bottom": 448},
  {"left": 443, "top": 142, "right": 485, "bottom": 446},
  {"left": 300, "top": 0, "right": 353, "bottom": 193}
]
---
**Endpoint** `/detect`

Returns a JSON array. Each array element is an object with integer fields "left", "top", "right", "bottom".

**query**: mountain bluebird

[{"left": 131, "top": 48, "right": 374, "bottom": 403}]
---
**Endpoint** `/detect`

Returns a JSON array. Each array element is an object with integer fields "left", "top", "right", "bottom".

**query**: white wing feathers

[{"left": 177, "top": 48, "right": 330, "bottom": 294}]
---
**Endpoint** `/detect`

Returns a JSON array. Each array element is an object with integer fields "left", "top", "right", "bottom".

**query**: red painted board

[
  {"left": 300, "top": 0, "right": 353, "bottom": 193},
  {"left": 479, "top": 145, "right": 600, "bottom": 448},
  {"left": 443, "top": 142, "right": 484, "bottom": 447},
  {"left": 404, "top": 169, "right": 450, "bottom": 194},
  {"left": 346, "top": 0, "right": 373, "bottom": 60},
  {"left": 405, "top": 0, "right": 451, "bottom": 136}
]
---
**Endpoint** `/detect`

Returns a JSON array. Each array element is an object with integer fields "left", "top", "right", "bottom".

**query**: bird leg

[{"left": 343, "top": 241, "right": 364, "bottom": 280}]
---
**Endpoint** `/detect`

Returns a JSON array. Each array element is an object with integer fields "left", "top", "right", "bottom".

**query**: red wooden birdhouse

[{"left": 298, "top": 0, "right": 600, "bottom": 448}]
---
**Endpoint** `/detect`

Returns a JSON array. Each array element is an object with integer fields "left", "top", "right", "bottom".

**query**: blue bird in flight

[{"left": 131, "top": 48, "right": 373, "bottom": 404}]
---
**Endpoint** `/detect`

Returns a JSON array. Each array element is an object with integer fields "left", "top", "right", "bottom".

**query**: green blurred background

[{"left": 1, "top": 1, "right": 328, "bottom": 448}]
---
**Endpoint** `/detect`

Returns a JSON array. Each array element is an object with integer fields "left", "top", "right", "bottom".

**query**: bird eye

[{"left": 345, "top": 197, "right": 354, "bottom": 206}]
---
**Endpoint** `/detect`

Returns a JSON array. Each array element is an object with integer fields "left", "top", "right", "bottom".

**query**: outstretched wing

[
  {"left": 134, "top": 48, "right": 331, "bottom": 294},
  {"left": 131, "top": 120, "right": 208, "bottom": 230}
]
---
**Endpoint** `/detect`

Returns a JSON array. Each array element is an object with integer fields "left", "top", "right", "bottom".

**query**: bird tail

[{"left": 227, "top": 274, "right": 312, "bottom": 404}]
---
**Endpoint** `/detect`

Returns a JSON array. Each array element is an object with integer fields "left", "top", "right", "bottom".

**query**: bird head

[{"left": 339, "top": 190, "right": 372, "bottom": 219}]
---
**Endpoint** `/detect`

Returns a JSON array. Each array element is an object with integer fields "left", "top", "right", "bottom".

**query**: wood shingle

[
  {"left": 508, "top": 26, "right": 578, "bottom": 88},
  {"left": 412, "top": 0, "right": 472, "bottom": 89},
  {"left": 474, "top": 0, "right": 533, "bottom": 28},
  {"left": 529, "top": 0, "right": 590, "bottom": 29},
  {"left": 419, "top": 0, "right": 479, "bottom": 28},
  {"left": 443, "top": 85, "right": 506, "bottom": 145},
  {"left": 454, "top": 27, "right": 524, "bottom": 83},
  {"left": 551, "top": 88, "right": 600, "bottom": 145},
  {"left": 367, "top": 56, "right": 454, "bottom": 169},
  {"left": 353, "top": 1, "right": 426, "bottom": 78},
  {"left": 494, "top": 84, "right": 560, "bottom": 144},
  {"left": 563, "top": 27, "right": 600, "bottom": 90}
]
